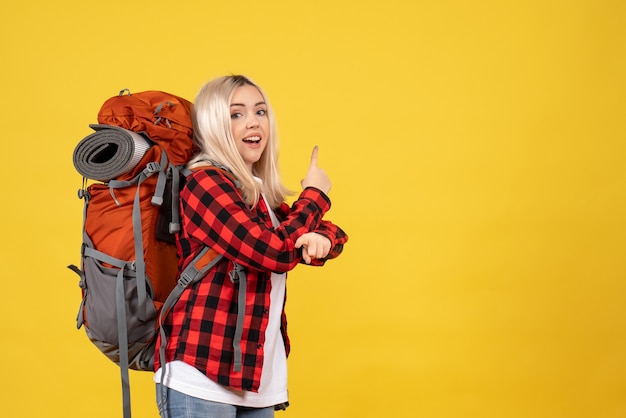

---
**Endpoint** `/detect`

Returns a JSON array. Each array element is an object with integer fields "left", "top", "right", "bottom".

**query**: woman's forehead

[{"left": 231, "top": 84, "right": 264, "bottom": 104}]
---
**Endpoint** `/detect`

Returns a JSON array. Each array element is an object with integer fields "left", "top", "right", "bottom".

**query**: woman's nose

[{"left": 247, "top": 114, "right": 260, "bottom": 128}]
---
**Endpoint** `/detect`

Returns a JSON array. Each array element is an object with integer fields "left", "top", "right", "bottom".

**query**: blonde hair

[{"left": 188, "top": 75, "right": 291, "bottom": 208}]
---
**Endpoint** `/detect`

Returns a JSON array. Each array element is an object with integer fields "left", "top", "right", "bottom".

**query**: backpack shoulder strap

[
  {"left": 188, "top": 159, "right": 242, "bottom": 189},
  {"left": 157, "top": 246, "right": 224, "bottom": 404},
  {"left": 167, "top": 160, "right": 240, "bottom": 236}
]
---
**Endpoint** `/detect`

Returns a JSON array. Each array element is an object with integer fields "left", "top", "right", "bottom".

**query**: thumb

[{"left": 309, "top": 145, "right": 319, "bottom": 168}]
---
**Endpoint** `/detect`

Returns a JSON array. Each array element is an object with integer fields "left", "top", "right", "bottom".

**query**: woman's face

[{"left": 230, "top": 84, "right": 269, "bottom": 172}]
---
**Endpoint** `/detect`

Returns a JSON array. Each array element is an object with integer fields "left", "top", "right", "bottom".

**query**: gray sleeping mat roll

[{"left": 73, "top": 124, "right": 151, "bottom": 181}]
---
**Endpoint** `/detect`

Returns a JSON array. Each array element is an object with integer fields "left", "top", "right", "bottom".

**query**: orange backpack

[{"left": 69, "top": 89, "right": 201, "bottom": 418}]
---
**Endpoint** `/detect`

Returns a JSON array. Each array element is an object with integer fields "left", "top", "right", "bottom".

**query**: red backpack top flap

[{"left": 97, "top": 89, "right": 197, "bottom": 166}]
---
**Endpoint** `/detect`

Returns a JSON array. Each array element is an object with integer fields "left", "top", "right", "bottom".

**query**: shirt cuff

[{"left": 299, "top": 187, "right": 331, "bottom": 213}]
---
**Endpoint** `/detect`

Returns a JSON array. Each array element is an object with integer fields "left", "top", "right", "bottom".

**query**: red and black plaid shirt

[{"left": 155, "top": 168, "right": 347, "bottom": 392}]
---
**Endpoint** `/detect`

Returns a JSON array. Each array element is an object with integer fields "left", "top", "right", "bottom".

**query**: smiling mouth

[{"left": 243, "top": 136, "right": 261, "bottom": 144}]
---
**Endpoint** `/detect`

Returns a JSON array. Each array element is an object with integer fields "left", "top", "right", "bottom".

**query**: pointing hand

[{"left": 301, "top": 146, "right": 331, "bottom": 194}]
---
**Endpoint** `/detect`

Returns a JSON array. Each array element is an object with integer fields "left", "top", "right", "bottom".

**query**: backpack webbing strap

[
  {"left": 106, "top": 149, "right": 168, "bottom": 322},
  {"left": 115, "top": 266, "right": 132, "bottom": 418},
  {"left": 168, "top": 165, "right": 183, "bottom": 234},
  {"left": 67, "top": 264, "right": 86, "bottom": 328},
  {"left": 151, "top": 151, "right": 169, "bottom": 206},
  {"left": 130, "top": 170, "right": 151, "bottom": 323},
  {"left": 69, "top": 181, "right": 91, "bottom": 330},
  {"left": 229, "top": 263, "right": 247, "bottom": 373},
  {"left": 157, "top": 246, "right": 224, "bottom": 411},
  {"left": 132, "top": 150, "right": 168, "bottom": 322}
]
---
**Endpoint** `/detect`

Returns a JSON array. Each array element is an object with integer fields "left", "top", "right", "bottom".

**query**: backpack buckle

[
  {"left": 154, "top": 116, "right": 172, "bottom": 128},
  {"left": 145, "top": 162, "right": 161, "bottom": 174},
  {"left": 169, "top": 222, "right": 180, "bottom": 233},
  {"left": 229, "top": 263, "right": 245, "bottom": 284},
  {"left": 178, "top": 272, "right": 193, "bottom": 287}
]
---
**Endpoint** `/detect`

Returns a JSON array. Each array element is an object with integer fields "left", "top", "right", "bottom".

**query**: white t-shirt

[{"left": 154, "top": 191, "right": 288, "bottom": 408}]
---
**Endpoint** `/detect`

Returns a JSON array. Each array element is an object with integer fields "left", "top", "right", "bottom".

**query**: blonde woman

[{"left": 155, "top": 75, "right": 348, "bottom": 418}]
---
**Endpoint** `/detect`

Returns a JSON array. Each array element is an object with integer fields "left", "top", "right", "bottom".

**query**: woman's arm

[{"left": 181, "top": 169, "right": 331, "bottom": 273}]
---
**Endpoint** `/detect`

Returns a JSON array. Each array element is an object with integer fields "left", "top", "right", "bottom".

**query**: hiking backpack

[{"left": 68, "top": 89, "right": 238, "bottom": 418}]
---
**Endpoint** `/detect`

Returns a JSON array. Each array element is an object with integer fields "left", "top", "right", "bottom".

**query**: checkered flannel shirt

[{"left": 156, "top": 168, "right": 348, "bottom": 392}]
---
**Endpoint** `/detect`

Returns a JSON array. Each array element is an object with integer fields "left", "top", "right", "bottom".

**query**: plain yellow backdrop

[{"left": 1, "top": 1, "right": 626, "bottom": 417}]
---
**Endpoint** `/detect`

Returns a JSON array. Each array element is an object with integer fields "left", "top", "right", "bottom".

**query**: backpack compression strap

[{"left": 107, "top": 148, "right": 169, "bottom": 323}]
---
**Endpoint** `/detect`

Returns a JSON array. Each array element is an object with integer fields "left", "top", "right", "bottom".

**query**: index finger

[{"left": 310, "top": 145, "right": 319, "bottom": 167}]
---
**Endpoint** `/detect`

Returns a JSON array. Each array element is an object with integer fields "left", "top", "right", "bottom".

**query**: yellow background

[{"left": 1, "top": 1, "right": 625, "bottom": 417}]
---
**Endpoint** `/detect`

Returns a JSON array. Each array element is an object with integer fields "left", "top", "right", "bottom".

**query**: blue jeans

[{"left": 156, "top": 384, "right": 275, "bottom": 418}]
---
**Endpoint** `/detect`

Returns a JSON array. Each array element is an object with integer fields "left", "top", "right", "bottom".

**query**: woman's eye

[
  {"left": 257, "top": 109, "right": 267, "bottom": 116},
  {"left": 231, "top": 112, "right": 242, "bottom": 119}
]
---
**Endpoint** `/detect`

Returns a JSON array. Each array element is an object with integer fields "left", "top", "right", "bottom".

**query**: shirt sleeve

[
  {"left": 181, "top": 169, "right": 331, "bottom": 273},
  {"left": 275, "top": 193, "right": 349, "bottom": 267}
]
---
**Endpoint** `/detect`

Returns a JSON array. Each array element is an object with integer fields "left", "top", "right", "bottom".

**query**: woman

[{"left": 155, "top": 75, "right": 348, "bottom": 417}]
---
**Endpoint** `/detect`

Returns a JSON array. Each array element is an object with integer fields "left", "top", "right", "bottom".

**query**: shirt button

[
  {"left": 257, "top": 344, "right": 263, "bottom": 349},
  {"left": 263, "top": 308, "right": 269, "bottom": 314}
]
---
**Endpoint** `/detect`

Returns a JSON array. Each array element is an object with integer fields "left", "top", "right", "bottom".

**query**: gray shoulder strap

[{"left": 157, "top": 247, "right": 224, "bottom": 408}]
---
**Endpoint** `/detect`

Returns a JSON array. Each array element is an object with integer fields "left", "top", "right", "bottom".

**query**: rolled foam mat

[{"left": 73, "top": 124, "right": 151, "bottom": 181}]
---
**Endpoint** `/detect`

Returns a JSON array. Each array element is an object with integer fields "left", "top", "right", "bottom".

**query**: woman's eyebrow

[{"left": 230, "top": 101, "right": 267, "bottom": 107}]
